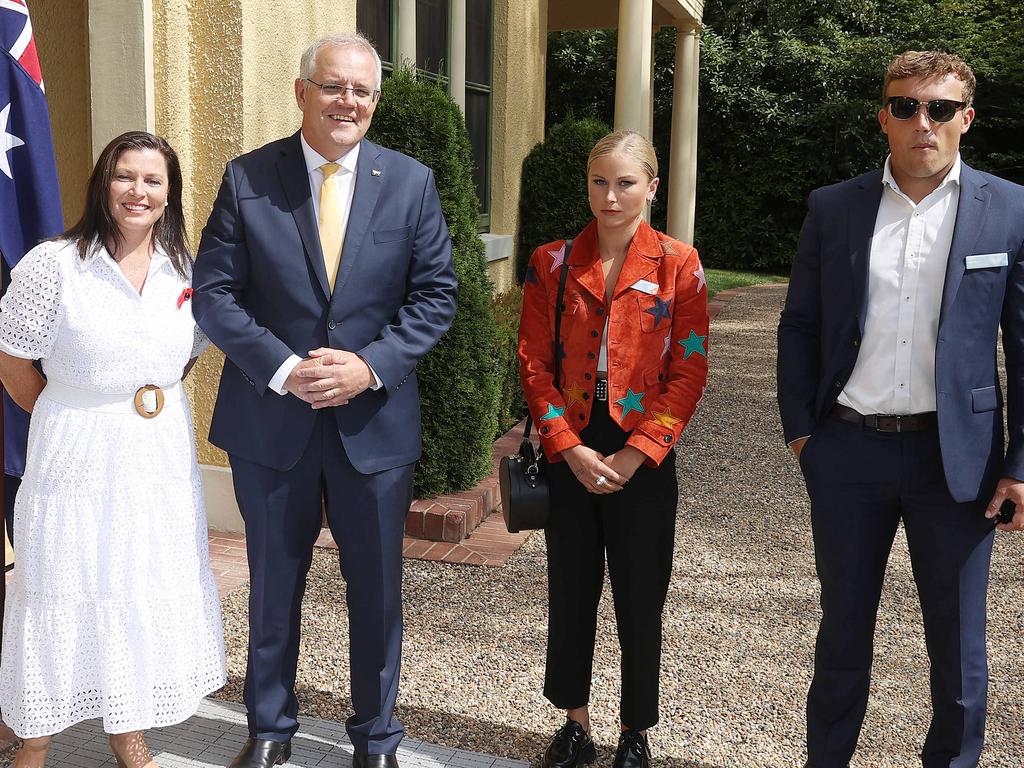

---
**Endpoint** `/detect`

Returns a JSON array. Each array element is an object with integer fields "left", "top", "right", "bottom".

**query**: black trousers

[
  {"left": 543, "top": 399, "right": 678, "bottom": 730},
  {"left": 801, "top": 415, "right": 994, "bottom": 768}
]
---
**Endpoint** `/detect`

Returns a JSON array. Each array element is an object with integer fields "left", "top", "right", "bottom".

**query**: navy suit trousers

[
  {"left": 230, "top": 411, "right": 413, "bottom": 753},
  {"left": 800, "top": 415, "right": 994, "bottom": 768}
]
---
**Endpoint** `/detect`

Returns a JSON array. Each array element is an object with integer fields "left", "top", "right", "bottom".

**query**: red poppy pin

[{"left": 177, "top": 288, "right": 194, "bottom": 309}]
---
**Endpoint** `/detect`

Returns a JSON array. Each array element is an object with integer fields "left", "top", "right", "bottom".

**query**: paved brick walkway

[{"left": 36, "top": 699, "right": 528, "bottom": 768}]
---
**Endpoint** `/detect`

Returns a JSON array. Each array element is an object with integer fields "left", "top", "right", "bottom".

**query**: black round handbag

[
  {"left": 499, "top": 241, "right": 573, "bottom": 534},
  {"left": 499, "top": 436, "right": 548, "bottom": 533}
]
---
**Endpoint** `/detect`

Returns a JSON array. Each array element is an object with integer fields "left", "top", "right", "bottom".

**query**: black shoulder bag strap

[{"left": 524, "top": 239, "right": 573, "bottom": 443}]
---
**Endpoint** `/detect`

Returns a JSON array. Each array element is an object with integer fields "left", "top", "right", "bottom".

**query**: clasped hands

[
  {"left": 284, "top": 347, "right": 372, "bottom": 409},
  {"left": 562, "top": 444, "right": 645, "bottom": 494}
]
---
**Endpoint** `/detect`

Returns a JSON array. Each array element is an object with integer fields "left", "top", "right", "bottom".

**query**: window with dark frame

[{"left": 356, "top": 0, "right": 492, "bottom": 228}]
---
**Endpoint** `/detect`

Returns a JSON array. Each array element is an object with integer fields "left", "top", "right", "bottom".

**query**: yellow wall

[
  {"left": 489, "top": 0, "right": 547, "bottom": 240},
  {"left": 153, "top": 0, "right": 357, "bottom": 466},
  {"left": 31, "top": 0, "right": 91, "bottom": 228}
]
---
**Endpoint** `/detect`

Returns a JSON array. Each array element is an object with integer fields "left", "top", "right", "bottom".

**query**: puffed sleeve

[
  {"left": 517, "top": 242, "right": 583, "bottom": 459},
  {"left": 0, "top": 241, "right": 65, "bottom": 360},
  {"left": 625, "top": 242, "right": 709, "bottom": 465}
]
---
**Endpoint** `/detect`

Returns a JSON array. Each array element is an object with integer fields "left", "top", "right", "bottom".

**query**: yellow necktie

[{"left": 319, "top": 162, "right": 343, "bottom": 292}]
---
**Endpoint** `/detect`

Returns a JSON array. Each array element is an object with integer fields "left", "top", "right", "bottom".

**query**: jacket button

[
  {"left": 541, "top": 426, "right": 549, "bottom": 434},
  {"left": 587, "top": 352, "right": 596, "bottom": 360},
  {"left": 328, "top": 320, "right": 337, "bottom": 330},
  {"left": 578, "top": 413, "right": 585, "bottom": 421},
  {"left": 658, "top": 373, "right": 664, "bottom": 381},
  {"left": 582, "top": 392, "right": 590, "bottom": 401},
  {"left": 590, "top": 329, "right": 599, "bottom": 338},
  {"left": 833, "top": 380, "right": 842, "bottom": 389},
  {"left": 853, "top": 339, "right": 860, "bottom": 347},
  {"left": 596, "top": 306, "right": 604, "bottom": 316},
  {"left": 663, "top": 435, "right": 673, "bottom": 443},
  {"left": 584, "top": 372, "right": 592, "bottom": 381}
]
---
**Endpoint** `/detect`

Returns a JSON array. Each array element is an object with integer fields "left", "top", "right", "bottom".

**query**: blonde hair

[
  {"left": 587, "top": 131, "right": 658, "bottom": 182},
  {"left": 884, "top": 50, "right": 976, "bottom": 107}
]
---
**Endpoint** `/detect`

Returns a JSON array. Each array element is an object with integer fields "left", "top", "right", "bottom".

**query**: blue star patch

[
  {"left": 541, "top": 403, "right": 565, "bottom": 420},
  {"left": 644, "top": 297, "right": 672, "bottom": 328},
  {"left": 616, "top": 388, "right": 646, "bottom": 418},
  {"left": 678, "top": 330, "right": 707, "bottom": 359}
]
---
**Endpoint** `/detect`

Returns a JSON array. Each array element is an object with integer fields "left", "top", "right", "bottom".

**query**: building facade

[{"left": 29, "top": 0, "right": 702, "bottom": 529}]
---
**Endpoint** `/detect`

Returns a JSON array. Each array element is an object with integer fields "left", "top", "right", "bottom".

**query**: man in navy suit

[
  {"left": 778, "top": 51, "right": 1024, "bottom": 767},
  {"left": 193, "top": 32, "right": 457, "bottom": 768}
]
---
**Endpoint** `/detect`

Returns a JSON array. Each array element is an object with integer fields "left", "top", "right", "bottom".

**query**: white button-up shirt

[
  {"left": 268, "top": 134, "right": 381, "bottom": 395},
  {"left": 837, "top": 154, "right": 961, "bottom": 415}
]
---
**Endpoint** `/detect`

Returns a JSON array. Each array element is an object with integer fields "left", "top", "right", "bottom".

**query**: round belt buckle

[{"left": 134, "top": 384, "right": 165, "bottom": 418}]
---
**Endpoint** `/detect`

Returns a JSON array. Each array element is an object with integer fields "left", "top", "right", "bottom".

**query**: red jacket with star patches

[{"left": 518, "top": 219, "right": 709, "bottom": 466}]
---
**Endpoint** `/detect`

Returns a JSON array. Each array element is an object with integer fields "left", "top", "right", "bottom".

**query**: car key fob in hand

[{"left": 997, "top": 499, "right": 1017, "bottom": 525}]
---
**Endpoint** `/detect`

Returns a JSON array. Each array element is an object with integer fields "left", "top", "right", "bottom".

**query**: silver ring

[{"left": 596, "top": 476, "right": 607, "bottom": 487}]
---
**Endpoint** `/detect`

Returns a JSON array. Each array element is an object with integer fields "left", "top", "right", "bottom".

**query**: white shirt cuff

[
  {"left": 362, "top": 357, "right": 383, "bottom": 391},
  {"left": 269, "top": 354, "right": 303, "bottom": 395}
]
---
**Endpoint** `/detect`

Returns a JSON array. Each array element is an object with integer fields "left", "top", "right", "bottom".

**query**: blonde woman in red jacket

[{"left": 518, "top": 131, "right": 708, "bottom": 768}]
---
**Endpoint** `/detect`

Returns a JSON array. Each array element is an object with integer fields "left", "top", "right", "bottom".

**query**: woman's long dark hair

[{"left": 62, "top": 131, "right": 192, "bottom": 279}]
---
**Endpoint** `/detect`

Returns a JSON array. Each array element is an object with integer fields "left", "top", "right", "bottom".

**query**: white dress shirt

[
  {"left": 268, "top": 135, "right": 382, "bottom": 395},
  {"left": 837, "top": 154, "right": 961, "bottom": 415}
]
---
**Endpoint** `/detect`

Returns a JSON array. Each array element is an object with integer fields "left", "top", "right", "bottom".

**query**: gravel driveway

[{"left": 217, "top": 284, "right": 1024, "bottom": 767}]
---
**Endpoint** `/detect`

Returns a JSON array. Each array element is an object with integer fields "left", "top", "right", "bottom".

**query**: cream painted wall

[
  {"left": 152, "top": 0, "right": 357, "bottom": 467},
  {"left": 489, "top": 0, "right": 547, "bottom": 238},
  {"left": 30, "top": 0, "right": 91, "bottom": 227}
]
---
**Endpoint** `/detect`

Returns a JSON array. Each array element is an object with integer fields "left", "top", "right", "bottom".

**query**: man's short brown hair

[{"left": 883, "top": 50, "right": 977, "bottom": 106}]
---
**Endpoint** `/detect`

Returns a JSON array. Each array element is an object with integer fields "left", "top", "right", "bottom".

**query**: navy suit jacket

[
  {"left": 778, "top": 163, "right": 1024, "bottom": 502},
  {"left": 192, "top": 134, "right": 457, "bottom": 474}
]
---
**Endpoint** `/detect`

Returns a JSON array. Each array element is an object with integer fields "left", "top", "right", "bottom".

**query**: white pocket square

[{"left": 965, "top": 252, "right": 1008, "bottom": 269}]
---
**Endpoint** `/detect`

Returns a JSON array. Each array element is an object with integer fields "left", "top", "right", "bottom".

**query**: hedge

[
  {"left": 368, "top": 69, "right": 500, "bottom": 498},
  {"left": 514, "top": 116, "right": 610, "bottom": 282}
]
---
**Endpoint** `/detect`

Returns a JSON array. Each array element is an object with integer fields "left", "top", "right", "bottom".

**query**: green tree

[
  {"left": 546, "top": 0, "right": 1024, "bottom": 270},
  {"left": 368, "top": 69, "right": 500, "bottom": 497}
]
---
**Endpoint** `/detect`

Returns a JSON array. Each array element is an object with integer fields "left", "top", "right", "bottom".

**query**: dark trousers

[
  {"left": 230, "top": 411, "right": 413, "bottom": 753},
  {"left": 543, "top": 399, "right": 678, "bottom": 730},
  {"left": 801, "top": 415, "right": 995, "bottom": 768}
]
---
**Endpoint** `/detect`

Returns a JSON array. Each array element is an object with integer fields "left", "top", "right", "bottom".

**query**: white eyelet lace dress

[{"left": 0, "top": 239, "right": 227, "bottom": 738}]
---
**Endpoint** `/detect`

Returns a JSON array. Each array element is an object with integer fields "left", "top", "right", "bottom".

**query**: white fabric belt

[{"left": 42, "top": 379, "right": 182, "bottom": 416}]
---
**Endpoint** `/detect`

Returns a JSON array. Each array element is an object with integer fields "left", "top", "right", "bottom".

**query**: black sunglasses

[{"left": 886, "top": 96, "right": 967, "bottom": 123}]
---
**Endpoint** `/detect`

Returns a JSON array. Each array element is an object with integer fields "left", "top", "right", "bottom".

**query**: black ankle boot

[{"left": 540, "top": 720, "right": 596, "bottom": 768}]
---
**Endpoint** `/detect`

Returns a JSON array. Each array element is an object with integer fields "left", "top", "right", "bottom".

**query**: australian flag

[{"left": 1, "top": 0, "right": 63, "bottom": 478}]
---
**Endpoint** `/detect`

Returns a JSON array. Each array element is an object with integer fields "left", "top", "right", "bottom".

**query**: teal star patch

[
  {"left": 616, "top": 388, "right": 645, "bottom": 418},
  {"left": 541, "top": 403, "right": 565, "bottom": 420},
  {"left": 678, "top": 330, "right": 707, "bottom": 359}
]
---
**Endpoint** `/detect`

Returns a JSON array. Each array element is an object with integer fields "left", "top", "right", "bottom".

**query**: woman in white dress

[{"left": 0, "top": 132, "right": 227, "bottom": 768}]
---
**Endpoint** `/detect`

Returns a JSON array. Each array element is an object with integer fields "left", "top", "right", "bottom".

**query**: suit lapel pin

[{"left": 371, "top": 168, "right": 382, "bottom": 176}]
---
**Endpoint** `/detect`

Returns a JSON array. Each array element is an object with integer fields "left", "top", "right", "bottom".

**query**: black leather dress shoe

[
  {"left": 352, "top": 752, "right": 399, "bottom": 768},
  {"left": 540, "top": 720, "right": 596, "bottom": 768},
  {"left": 612, "top": 730, "right": 650, "bottom": 768},
  {"left": 229, "top": 738, "right": 292, "bottom": 768}
]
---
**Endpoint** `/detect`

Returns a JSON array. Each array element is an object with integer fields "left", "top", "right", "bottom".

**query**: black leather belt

[{"left": 830, "top": 403, "right": 937, "bottom": 432}]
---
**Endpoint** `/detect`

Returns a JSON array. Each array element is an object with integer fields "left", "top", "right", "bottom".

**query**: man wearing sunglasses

[{"left": 778, "top": 51, "right": 1024, "bottom": 767}]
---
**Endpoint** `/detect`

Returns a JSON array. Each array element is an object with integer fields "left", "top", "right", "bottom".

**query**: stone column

[
  {"left": 667, "top": 20, "right": 700, "bottom": 242},
  {"left": 449, "top": 0, "right": 467, "bottom": 111},
  {"left": 88, "top": 0, "right": 155, "bottom": 161},
  {"left": 398, "top": 0, "right": 417, "bottom": 69},
  {"left": 613, "top": 0, "right": 653, "bottom": 138}
]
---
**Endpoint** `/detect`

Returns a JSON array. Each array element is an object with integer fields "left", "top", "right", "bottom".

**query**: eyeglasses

[
  {"left": 305, "top": 79, "right": 379, "bottom": 104},
  {"left": 886, "top": 96, "right": 966, "bottom": 123}
]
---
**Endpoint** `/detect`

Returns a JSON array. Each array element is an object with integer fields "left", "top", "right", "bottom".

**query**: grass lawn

[{"left": 706, "top": 267, "right": 788, "bottom": 297}]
